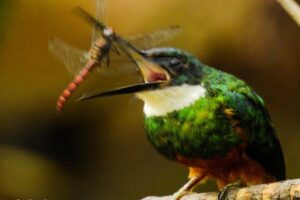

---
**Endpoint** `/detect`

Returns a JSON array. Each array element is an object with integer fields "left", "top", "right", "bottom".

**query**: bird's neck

[{"left": 136, "top": 84, "right": 206, "bottom": 117}]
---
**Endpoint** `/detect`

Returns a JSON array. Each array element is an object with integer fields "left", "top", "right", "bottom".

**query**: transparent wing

[
  {"left": 91, "top": 0, "right": 107, "bottom": 43},
  {"left": 95, "top": 0, "right": 106, "bottom": 22},
  {"left": 49, "top": 37, "right": 137, "bottom": 76},
  {"left": 93, "top": 25, "right": 181, "bottom": 50},
  {"left": 48, "top": 37, "right": 89, "bottom": 76},
  {"left": 96, "top": 57, "right": 138, "bottom": 76},
  {"left": 90, "top": 0, "right": 181, "bottom": 48},
  {"left": 126, "top": 25, "right": 181, "bottom": 49}
]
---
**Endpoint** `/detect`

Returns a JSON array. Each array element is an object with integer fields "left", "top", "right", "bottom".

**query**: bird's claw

[{"left": 218, "top": 181, "right": 242, "bottom": 200}]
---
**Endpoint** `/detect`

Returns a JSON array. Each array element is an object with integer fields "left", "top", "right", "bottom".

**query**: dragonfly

[{"left": 49, "top": 0, "right": 181, "bottom": 113}]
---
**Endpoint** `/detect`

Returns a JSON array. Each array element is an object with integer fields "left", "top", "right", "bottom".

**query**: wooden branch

[
  {"left": 142, "top": 178, "right": 300, "bottom": 200},
  {"left": 277, "top": 0, "right": 300, "bottom": 26}
]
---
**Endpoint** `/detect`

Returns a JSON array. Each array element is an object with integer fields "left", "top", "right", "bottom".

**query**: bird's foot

[
  {"left": 171, "top": 190, "right": 194, "bottom": 200},
  {"left": 218, "top": 181, "right": 242, "bottom": 200},
  {"left": 171, "top": 175, "right": 204, "bottom": 200}
]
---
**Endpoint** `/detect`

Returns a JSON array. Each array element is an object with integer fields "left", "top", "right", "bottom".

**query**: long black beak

[{"left": 77, "top": 82, "right": 163, "bottom": 101}]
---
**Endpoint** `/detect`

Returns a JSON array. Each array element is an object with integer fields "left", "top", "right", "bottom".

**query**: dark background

[{"left": 0, "top": 0, "right": 300, "bottom": 199}]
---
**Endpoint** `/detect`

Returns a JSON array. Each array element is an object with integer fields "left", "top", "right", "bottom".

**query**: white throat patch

[{"left": 136, "top": 84, "right": 206, "bottom": 117}]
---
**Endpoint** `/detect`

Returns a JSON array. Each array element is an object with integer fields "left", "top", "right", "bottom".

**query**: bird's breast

[{"left": 144, "top": 96, "right": 242, "bottom": 161}]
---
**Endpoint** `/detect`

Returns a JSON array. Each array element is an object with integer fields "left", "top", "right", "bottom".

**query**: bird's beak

[
  {"left": 77, "top": 82, "right": 163, "bottom": 101},
  {"left": 77, "top": 50, "right": 170, "bottom": 101}
]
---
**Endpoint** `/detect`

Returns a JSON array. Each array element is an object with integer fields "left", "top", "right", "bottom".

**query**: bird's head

[
  {"left": 138, "top": 48, "right": 203, "bottom": 86},
  {"left": 78, "top": 47, "right": 204, "bottom": 99},
  {"left": 78, "top": 47, "right": 207, "bottom": 116}
]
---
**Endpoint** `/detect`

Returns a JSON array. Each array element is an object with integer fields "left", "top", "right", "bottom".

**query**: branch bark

[
  {"left": 277, "top": 0, "right": 300, "bottom": 26},
  {"left": 142, "top": 178, "right": 300, "bottom": 200}
]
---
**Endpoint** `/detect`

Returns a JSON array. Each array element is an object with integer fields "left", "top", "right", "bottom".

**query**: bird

[{"left": 78, "top": 47, "right": 286, "bottom": 200}]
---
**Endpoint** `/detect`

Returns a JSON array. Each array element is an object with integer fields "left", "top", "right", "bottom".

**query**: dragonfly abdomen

[{"left": 56, "top": 37, "right": 111, "bottom": 113}]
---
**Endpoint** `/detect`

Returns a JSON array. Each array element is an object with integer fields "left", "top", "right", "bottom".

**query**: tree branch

[
  {"left": 142, "top": 178, "right": 300, "bottom": 200},
  {"left": 277, "top": 0, "right": 300, "bottom": 26}
]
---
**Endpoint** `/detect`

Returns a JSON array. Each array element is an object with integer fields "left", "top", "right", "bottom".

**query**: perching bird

[{"left": 79, "top": 47, "right": 285, "bottom": 200}]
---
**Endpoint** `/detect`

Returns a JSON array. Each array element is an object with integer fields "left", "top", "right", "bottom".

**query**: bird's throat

[{"left": 136, "top": 84, "right": 206, "bottom": 117}]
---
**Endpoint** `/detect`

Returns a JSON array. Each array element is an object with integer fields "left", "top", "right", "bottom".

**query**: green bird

[{"left": 79, "top": 47, "right": 285, "bottom": 199}]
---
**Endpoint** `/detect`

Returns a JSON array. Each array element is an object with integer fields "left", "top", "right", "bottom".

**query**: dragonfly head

[{"left": 103, "top": 27, "right": 114, "bottom": 37}]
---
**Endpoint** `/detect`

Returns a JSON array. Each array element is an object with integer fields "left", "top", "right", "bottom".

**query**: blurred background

[{"left": 0, "top": 0, "right": 300, "bottom": 199}]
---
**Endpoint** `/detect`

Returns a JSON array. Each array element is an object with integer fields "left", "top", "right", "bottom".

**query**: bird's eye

[{"left": 170, "top": 58, "right": 181, "bottom": 66}]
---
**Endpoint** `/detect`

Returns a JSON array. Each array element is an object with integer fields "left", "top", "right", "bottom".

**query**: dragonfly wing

[
  {"left": 48, "top": 37, "right": 137, "bottom": 77},
  {"left": 91, "top": 0, "right": 107, "bottom": 43},
  {"left": 96, "top": 52, "right": 138, "bottom": 76},
  {"left": 125, "top": 25, "right": 181, "bottom": 49},
  {"left": 48, "top": 37, "right": 90, "bottom": 76},
  {"left": 95, "top": 25, "right": 182, "bottom": 76}
]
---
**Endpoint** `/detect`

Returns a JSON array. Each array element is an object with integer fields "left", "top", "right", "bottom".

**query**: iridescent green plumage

[{"left": 143, "top": 48, "right": 285, "bottom": 181}]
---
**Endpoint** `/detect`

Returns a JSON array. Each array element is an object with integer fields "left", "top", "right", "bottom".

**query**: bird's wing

[{"left": 222, "top": 91, "right": 285, "bottom": 181}]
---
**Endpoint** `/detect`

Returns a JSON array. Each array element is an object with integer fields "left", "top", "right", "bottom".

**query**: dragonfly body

[
  {"left": 56, "top": 28, "right": 114, "bottom": 112},
  {"left": 49, "top": 5, "right": 180, "bottom": 112}
]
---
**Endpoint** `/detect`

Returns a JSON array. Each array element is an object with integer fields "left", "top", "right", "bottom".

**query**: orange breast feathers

[{"left": 176, "top": 148, "right": 276, "bottom": 189}]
